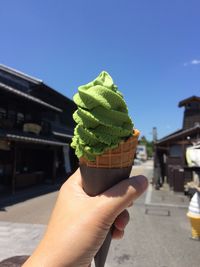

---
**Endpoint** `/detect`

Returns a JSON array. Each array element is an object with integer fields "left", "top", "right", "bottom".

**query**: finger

[
  {"left": 62, "top": 168, "right": 86, "bottom": 195},
  {"left": 112, "top": 228, "right": 124, "bottom": 239},
  {"left": 100, "top": 175, "right": 148, "bottom": 217},
  {"left": 114, "top": 209, "right": 129, "bottom": 231},
  {"left": 128, "top": 201, "right": 133, "bottom": 207}
]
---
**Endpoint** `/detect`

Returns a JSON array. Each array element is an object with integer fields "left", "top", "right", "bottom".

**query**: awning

[
  {"left": 0, "top": 82, "right": 62, "bottom": 113},
  {"left": 4, "top": 133, "right": 68, "bottom": 146}
]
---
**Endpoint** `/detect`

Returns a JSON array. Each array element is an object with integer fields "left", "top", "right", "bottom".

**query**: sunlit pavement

[
  {"left": 0, "top": 221, "right": 45, "bottom": 261},
  {"left": 0, "top": 161, "right": 200, "bottom": 266}
]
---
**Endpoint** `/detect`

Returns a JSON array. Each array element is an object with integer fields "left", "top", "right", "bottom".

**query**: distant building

[
  {"left": 0, "top": 64, "right": 78, "bottom": 194},
  {"left": 154, "top": 96, "right": 200, "bottom": 192},
  {"left": 136, "top": 145, "right": 147, "bottom": 161}
]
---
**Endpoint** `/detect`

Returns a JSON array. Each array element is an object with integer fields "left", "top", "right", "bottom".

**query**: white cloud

[
  {"left": 184, "top": 59, "right": 200, "bottom": 66},
  {"left": 191, "top": 59, "right": 200, "bottom": 65}
]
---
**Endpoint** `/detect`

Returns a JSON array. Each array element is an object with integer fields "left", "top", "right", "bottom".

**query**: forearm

[{"left": 22, "top": 236, "right": 92, "bottom": 267}]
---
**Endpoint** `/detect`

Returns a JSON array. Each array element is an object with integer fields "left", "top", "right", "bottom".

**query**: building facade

[
  {"left": 0, "top": 64, "right": 78, "bottom": 194},
  {"left": 154, "top": 96, "right": 200, "bottom": 192}
]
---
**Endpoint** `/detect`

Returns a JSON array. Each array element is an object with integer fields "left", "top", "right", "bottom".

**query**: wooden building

[
  {"left": 154, "top": 96, "right": 200, "bottom": 192},
  {"left": 0, "top": 64, "right": 78, "bottom": 194}
]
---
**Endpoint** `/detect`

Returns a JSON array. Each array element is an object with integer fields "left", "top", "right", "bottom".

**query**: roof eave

[
  {"left": 0, "top": 82, "right": 62, "bottom": 113},
  {"left": 155, "top": 125, "right": 200, "bottom": 145},
  {"left": 178, "top": 96, "right": 200, "bottom": 107},
  {"left": 0, "top": 64, "right": 42, "bottom": 84}
]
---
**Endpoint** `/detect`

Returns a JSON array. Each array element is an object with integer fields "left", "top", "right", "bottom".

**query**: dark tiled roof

[
  {"left": 179, "top": 96, "right": 200, "bottom": 107},
  {"left": 0, "top": 82, "right": 62, "bottom": 113},
  {"left": 0, "top": 64, "right": 42, "bottom": 84},
  {"left": 0, "top": 64, "right": 74, "bottom": 105}
]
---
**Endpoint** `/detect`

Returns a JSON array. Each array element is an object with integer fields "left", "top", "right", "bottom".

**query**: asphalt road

[{"left": 0, "top": 161, "right": 200, "bottom": 266}]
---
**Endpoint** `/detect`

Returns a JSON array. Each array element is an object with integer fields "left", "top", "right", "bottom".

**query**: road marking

[{"left": 145, "top": 202, "right": 188, "bottom": 209}]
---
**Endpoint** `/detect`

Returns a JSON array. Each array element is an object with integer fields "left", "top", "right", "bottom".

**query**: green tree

[{"left": 139, "top": 136, "right": 153, "bottom": 158}]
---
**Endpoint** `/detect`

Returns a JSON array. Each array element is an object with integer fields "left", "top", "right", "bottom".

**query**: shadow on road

[
  {"left": 0, "top": 255, "right": 29, "bottom": 266},
  {"left": 0, "top": 182, "right": 63, "bottom": 210}
]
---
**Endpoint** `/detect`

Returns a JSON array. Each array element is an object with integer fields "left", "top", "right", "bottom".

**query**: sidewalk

[
  {"left": 146, "top": 183, "right": 190, "bottom": 208},
  {"left": 0, "top": 221, "right": 46, "bottom": 262},
  {"left": 132, "top": 161, "right": 190, "bottom": 209}
]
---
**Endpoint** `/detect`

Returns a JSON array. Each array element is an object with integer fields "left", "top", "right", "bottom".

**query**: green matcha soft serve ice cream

[{"left": 71, "top": 71, "right": 134, "bottom": 161}]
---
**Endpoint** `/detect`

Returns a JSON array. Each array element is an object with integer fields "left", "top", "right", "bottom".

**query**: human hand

[{"left": 23, "top": 168, "right": 148, "bottom": 267}]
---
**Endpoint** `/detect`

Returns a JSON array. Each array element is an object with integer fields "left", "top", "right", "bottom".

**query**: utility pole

[{"left": 152, "top": 127, "right": 157, "bottom": 142}]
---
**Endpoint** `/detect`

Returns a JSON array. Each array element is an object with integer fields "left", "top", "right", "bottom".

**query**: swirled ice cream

[
  {"left": 188, "top": 192, "right": 200, "bottom": 218},
  {"left": 187, "top": 192, "right": 200, "bottom": 240},
  {"left": 71, "top": 71, "right": 133, "bottom": 161}
]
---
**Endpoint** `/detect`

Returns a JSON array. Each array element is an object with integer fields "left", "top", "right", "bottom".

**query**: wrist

[{"left": 22, "top": 233, "right": 92, "bottom": 267}]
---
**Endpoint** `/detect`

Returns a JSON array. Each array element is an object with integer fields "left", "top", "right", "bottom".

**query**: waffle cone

[{"left": 80, "top": 129, "right": 140, "bottom": 168}]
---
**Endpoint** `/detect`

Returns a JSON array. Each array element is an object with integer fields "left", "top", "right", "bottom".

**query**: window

[
  {"left": 7, "top": 110, "right": 15, "bottom": 121},
  {"left": 25, "top": 114, "right": 32, "bottom": 122},
  {"left": 0, "top": 108, "right": 6, "bottom": 119},
  {"left": 169, "top": 145, "right": 182, "bottom": 157},
  {"left": 17, "top": 112, "right": 24, "bottom": 124}
]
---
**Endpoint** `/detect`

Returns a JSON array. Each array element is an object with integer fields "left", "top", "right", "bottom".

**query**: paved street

[{"left": 0, "top": 161, "right": 200, "bottom": 266}]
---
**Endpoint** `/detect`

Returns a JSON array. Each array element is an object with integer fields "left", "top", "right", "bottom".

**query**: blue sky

[{"left": 1, "top": 0, "right": 200, "bottom": 140}]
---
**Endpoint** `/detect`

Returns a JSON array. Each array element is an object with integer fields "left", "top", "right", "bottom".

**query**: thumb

[{"left": 99, "top": 175, "right": 148, "bottom": 218}]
